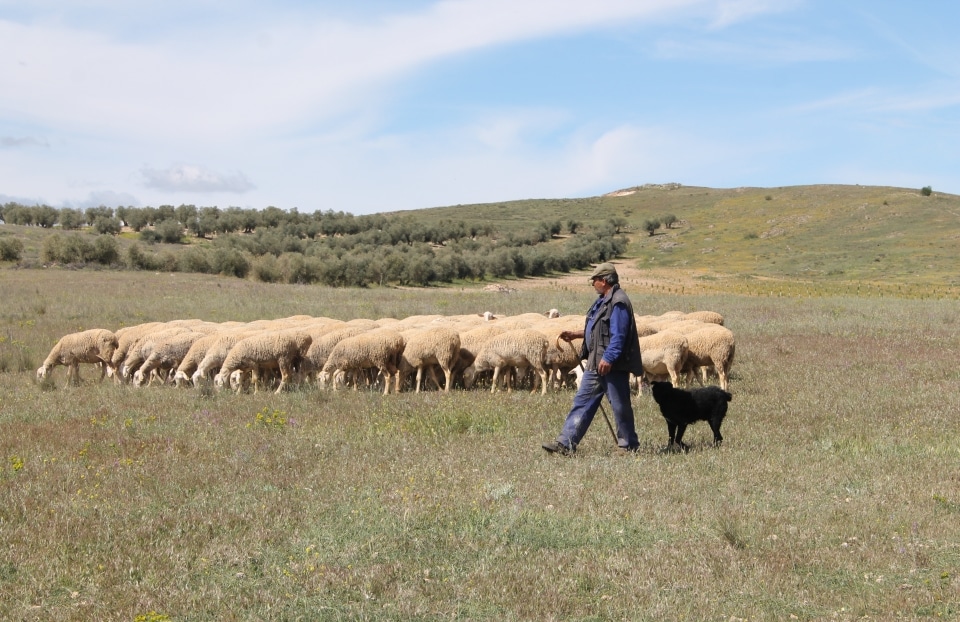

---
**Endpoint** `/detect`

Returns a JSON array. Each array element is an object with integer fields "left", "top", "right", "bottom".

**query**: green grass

[{"left": 1, "top": 270, "right": 959, "bottom": 620}]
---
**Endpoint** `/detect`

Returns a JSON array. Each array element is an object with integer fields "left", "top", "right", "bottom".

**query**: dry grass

[{"left": 1, "top": 270, "right": 959, "bottom": 620}]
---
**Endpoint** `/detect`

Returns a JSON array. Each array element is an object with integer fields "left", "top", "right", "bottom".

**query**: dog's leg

[
  {"left": 674, "top": 423, "right": 690, "bottom": 452},
  {"left": 710, "top": 419, "right": 724, "bottom": 446}
]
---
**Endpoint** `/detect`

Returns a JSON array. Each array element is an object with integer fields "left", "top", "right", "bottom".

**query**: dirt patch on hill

[{"left": 502, "top": 261, "right": 709, "bottom": 293}]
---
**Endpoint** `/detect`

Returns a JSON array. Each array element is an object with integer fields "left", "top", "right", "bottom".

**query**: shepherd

[{"left": 542, "top": 262, "right": 644, "bottom": 456}]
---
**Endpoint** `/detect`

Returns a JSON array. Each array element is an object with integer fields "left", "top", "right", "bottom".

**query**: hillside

[
  {"left": 395, "top": 183, "right": 960, "bottom": 293},
  {"left": 2, "top": 184, "right": 958, "bottom": 296}
]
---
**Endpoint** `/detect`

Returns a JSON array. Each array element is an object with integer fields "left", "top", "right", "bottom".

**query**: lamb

[
  {"left": 319, "top": 329, "right": 406, "bottom": 394},
  {"left": 132, "top": 331, "right": 208, "bottom": 387},
  {"left": 637, "top": 330, "right": 689, "bottom": 392},
  {"left": 36, "top": 328, "right": 118, "bottom": 385},
  {"left": 398, "top": 327, "right": 461, "bottom": 392},
  {"left": 462, "top": 328, "right": 550, "bottom": 395},
  {"left": 650, "top": 381, "right": 732, "bottom": 452},
  {"left": 213, "top": 330, "right": 312, "bottom": 394}
]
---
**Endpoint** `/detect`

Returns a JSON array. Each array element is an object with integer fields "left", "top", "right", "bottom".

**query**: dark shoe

[
  {"left": 617, "top": 445, "right": 641, "bottom": 455},
  {"left": 542, "top": 441, "right": 574, "bottom": 456}
]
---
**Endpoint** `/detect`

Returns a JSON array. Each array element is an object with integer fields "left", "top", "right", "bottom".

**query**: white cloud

[{"left": 140, "top": 164, "right": 255, "bottom": 193}]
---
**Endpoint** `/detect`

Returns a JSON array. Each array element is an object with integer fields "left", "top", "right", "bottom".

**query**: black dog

[{"left": 650, "top": 381, "right": 732, "bottom": 452}]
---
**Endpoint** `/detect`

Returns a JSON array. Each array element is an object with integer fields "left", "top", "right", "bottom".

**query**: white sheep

[
  {"left": 462, "top": 328, "right": 550, "bottom": 395},
  {"left": 301, "top": 326, "right": 373, "bottom": 379},
  {"left": 682, "top": 310, "right": 725, "bottom": 326},
  {"left": 637, "top": 330, "right": 690, "bottom": 392},
  {"left": 452, "top": 325, "right": 507, "bottom": 387},
  {"left": 36, "top": 328, "right": 118, "bottom": 385},
  {"left": 173, "top": 332, "right": 227, "bottom": 387},
  {"left": 398, "top": 327, "right": 461, "bottom": 392},
  {"left": 132, "top": 331, "right": 208, "bottom": 387},
  {"left": 110, "top": 322, "right": 166, "bottom": 377},
  {"left": 188, "top": 331, "right": 260, "bottom": 386},
  {"left": 119, "top": 326, "right": 194, "bottom": 381},
  {"left": 671, "top": 323, "right": 736, "bottom": 390},
  {"left": 213, "top": 329, "right": 313, "bottom": 394},
  {"left": 319, "top": 329, "right": 406, "bottom": 394}
]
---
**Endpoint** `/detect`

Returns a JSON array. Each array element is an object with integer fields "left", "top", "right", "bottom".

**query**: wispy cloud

[
  {"left": 708, "top": 0, "right": 803, "bottom": 29},
  {"left": 1, "top": 135, "right": 49, "bottom": 148},
  {"left": 140, "top": 164, "right": 255, "bottom": 194}
]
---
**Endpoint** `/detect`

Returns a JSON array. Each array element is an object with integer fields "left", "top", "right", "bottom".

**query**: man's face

[{"left": 592, "top": 277, "right": 606, "bottom": 294}]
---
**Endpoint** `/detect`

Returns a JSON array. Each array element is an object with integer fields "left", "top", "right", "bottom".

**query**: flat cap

[{"left": 588, "top": 262, "right": 618, "bottom": 283}]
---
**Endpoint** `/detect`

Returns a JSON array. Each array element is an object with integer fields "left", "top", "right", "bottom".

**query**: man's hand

[
  {"left": 597, "top": 360, "right": 611, "bottom": 376},
  {"left": 559, "top": 330, "right": 584, "bottom": 342}
]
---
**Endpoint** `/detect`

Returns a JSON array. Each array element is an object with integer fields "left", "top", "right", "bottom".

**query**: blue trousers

[{"left": 556, "top": 369, "right": 639, "bottom": 449}]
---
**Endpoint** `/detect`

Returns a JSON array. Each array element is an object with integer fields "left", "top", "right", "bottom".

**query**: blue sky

[{"left": 2, "top": 0, "right": 958, "bottom": 215}]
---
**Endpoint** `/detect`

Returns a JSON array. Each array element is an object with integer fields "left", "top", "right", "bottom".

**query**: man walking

[{"left": 542, "top": 262, "right": 644, "bottom": 455}]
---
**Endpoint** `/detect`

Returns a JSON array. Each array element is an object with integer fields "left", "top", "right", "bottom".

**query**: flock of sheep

[{"left": 35, "top": 308, "right": 735, "bottom": 395}]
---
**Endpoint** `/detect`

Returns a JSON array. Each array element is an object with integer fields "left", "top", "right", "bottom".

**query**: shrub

[
  {"left": 0, "top": 237, "right": 24, "bottom": 261},
  {"left": 921, "top": 186, "right": 933, "bottom": 196},
  {"left": 156, "top": 219, "right": 184, "bottom": 244},
  {"left": 211, "top": 248, "right": 250, "bottom": 278},
  {"left": 127, "top": 243, "right": 161, "bottom": 271},
  {"left": 92, "top": 235, "right": 120, "bottom": 265},
  {"left": 179, "top": 247, "right": 212, "bottom": 274},
  {"left": 643, "top": 219, "right": 660, "bottom": 236},
  {"left": 252, "top": 254, "right": 281, "bottom": 282}
]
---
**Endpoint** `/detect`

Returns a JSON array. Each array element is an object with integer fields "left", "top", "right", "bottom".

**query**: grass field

[{"left": 1, "top": 268, "right": 959, "bottom": 621}]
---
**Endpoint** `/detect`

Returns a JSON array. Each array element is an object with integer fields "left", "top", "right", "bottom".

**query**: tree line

[{"left": 1, "top": 202, "right": 628, "bottom": 287}]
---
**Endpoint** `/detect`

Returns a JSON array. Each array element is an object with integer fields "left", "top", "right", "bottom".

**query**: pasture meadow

[{"left": 1, "top": 269, "right": 959, "bottom": 620}]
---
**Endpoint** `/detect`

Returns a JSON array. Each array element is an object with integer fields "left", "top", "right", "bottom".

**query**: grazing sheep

[
  {"left": 319, "top": 329, "right": 406, "bottom": 394},
  {"left": 188, "top": 331, "right": 259, "bottom": 386},
  {"left": 132, "top": 331, "right": 207, "bottom": 387},
  {"left": 214, "top": 330, "right": 312, "bottom": 394},
  {"left": 650, "top": 381, "right": 732, "bottom": 452},
  {"left": 398, "top": 327, "right": 461, "bottom": 392},
  {"left": 637, "top": 330, "right": 690, "bottom": 391},
  {"left": 451, "top": 325, "right": 507, "bottom": 388},
  {"left": 301, "top": 326, "right": 372, "bottom": 379},
  {"left": 462, "top": 328, "right": 550, "bottom": 395},
  {"left": 119, "top": 327, "right": 193, "bottom": 381},
  {"left": 173, "top": 332, "right": 229, "bottom": 387},
  {"left": 682, "top": 310, "right": 725, "bottom": 326},
  {"left": 36, "top": 328, "right": 118, "bottom": 385},
  {"left": 670, "top": 323, "right": 736, "bottom": 391},
  {"left": 110, "top": 322, "right": 166, "bottom": 377}
]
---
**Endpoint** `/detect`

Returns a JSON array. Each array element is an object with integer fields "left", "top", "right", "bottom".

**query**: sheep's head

[
  {"left": 132, "top": 370, "right": 146, "bottom": 387},
  {"left": 462, "top": 364, "right": 477, "bottom": 389},
  {"left": 36, "top": 366, "right": 49, "bottom": 380},
  {"left": 213, "top": 372, "right": 228, "bottom": 389}
]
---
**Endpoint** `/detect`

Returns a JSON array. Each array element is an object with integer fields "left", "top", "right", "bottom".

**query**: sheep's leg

[
  {"left": 275, "top": 360, "right": 292, "bottom": 394},
  {"left": 69, "top": 363, "right": 82, "bottom": 386},
  {"left": 490, "top": 367, "right": 502, "bottom": 393},
  {"left": 440, "top": 366, "right": 452, "bottom": 392},
  {"left": 535, "top": 368, "right": 548, "bottom": 395},
  {"left": 414, "top": 367, "right": 424, "bottom": 393},
  {"left": 716, "top": 364, "right": 729, "bottom": 391}
]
